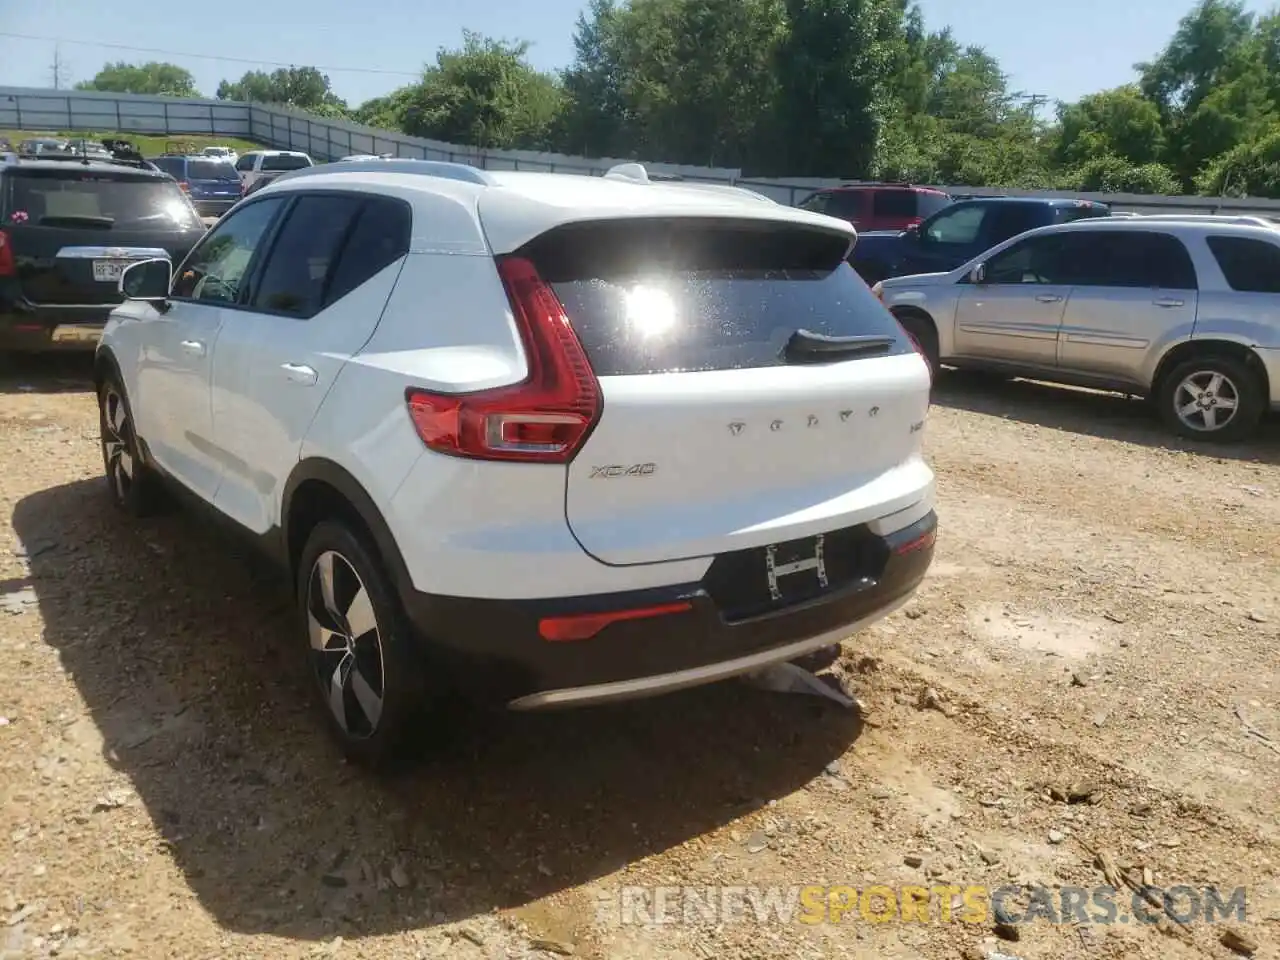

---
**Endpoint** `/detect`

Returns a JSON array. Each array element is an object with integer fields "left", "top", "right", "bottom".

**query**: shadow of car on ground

[
  {"left": 0, "top": 353, "right": 97, "bottom": 395},
  {"left": 932, "top": 371, "right": 1280, "bottom": 467},
  {"left": 12, "top": 475, "right": 862, "bottom": 942}
]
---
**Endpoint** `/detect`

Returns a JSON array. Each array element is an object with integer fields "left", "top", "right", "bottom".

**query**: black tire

[
  {"left": 97, "top": 375, "right": 163, "bottom": 516},
  {"left": 895, "top": 312, "right": 940, "bottom": 379},
  {"left": 1157, "top": 354, "right": 1264, "bottom": 443},
  {"left": 295, "top": 520, "right": 435, "bottom": 771}
]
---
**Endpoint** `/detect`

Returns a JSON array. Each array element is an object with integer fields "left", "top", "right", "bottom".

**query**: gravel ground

[{"left": 0, "top": 357, "right": 1277, "bottom": 960}]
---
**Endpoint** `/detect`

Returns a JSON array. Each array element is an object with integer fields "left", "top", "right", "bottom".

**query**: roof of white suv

[
  {"left": 1030, "top": 217, "right": 1280, "bottom": 241},
  {"left": 256, "top": 161, "right": 854, "bottom": 255}
]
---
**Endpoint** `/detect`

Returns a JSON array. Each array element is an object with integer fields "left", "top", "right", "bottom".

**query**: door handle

[
  {"left": 1035, "top": 294, "right": 1063, "bottom": 303},
  {"left": 180, "top": 339, "right": 205, "bottom": 357},
  {"left": 1153, "top": 298, "right": 1185, "bottom": 308},
  {"left": 280, "top": 362, "right": 318, "bottom": 386}
]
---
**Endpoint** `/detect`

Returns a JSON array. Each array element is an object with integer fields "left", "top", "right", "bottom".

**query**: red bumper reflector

[
  {"left": 539, "top": 601, "right": 693, "bottom": 642},
  {"left": 894, "top": 528, "right": 936, "bottom": 556}
]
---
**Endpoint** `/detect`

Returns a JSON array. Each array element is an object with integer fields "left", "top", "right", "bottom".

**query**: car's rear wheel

[
  {"left": 98, "top": 376, "right": 162, "bottom": 516},
  {"left": 296, "top": 520, "right": 433, "bottom": 771},
  {"left": 1158, "top": 355, "right": 1264, "bottom": 443}
]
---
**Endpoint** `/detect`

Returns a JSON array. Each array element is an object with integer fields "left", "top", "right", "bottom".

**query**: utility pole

[{"left": 50, "top": 44, "right": 69, "bottom": 90}]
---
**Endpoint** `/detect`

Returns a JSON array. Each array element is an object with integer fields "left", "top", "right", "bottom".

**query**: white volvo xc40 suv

[{"left": 95, "top": 159, "right": 938, "bottom": 768}]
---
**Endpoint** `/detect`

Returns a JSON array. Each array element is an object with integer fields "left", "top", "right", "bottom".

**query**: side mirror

[
  {"left": 119, "top": 258, "right": 172, "bottom": 302},
  {"left": 969, "top": 262, "right": 987, "bottom": 285}
]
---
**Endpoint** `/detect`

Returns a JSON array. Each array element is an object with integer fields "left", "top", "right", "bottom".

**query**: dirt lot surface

[{"left": 1, "top": 358, "right": 1278, "bottom": 960}]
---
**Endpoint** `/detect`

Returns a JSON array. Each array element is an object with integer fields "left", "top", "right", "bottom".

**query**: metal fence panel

[{"left": 3, "top": 85, "right": 1280, "bottom": 215}]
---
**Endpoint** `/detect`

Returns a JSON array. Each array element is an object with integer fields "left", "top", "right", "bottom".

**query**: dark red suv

[{"left": 797, "top": 184, "right": 952, "bottom": 233}]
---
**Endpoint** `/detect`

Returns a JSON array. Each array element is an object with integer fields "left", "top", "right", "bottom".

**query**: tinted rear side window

[
  {"left": 871, "top": 190, "right": 918, "bottom": 218},
  {"left": 8, "top": 169, "right": 202, "bottom": 231},
  {"left": 522, "top": 219, "right": 911, "bottom": 376},
  {"left": 262, "top": 154, "right": 311, "bottom": 172},
  {"left": 1206, "top": 235, "right": 1280, "bottom": 293},
  {"left": 324, "top": 197, "right": 412, "bottom": 305},
  {"left": 1103, "top": 232, "right": 1196, "bottom": 289},
  {"left": 250, "top": 194, "right": 363, "bottom": 317}
]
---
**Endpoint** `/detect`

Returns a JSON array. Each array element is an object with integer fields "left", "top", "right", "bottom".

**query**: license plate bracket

[{"left": 765, "top": 534, "right": 829, "bottom": 601}]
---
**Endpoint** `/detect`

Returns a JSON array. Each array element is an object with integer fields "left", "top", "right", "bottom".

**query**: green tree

[
  {"left": 1138, "top": 0, "right": 1255, "bottom": 116},
  {"left": 216, "top": 66, "right": 348, "bottom": 115},
  {"left": 1054, "top": 85, "right": 1166, "bottom": 167},
  {"left": 1196, "top": 128, "right": 1280, "bottom": 197},
  {"left": 396, "top": 33, "right": 564, "bottom": 150},
  {"left": 558, "top": 0, "right": 786, "bottom": 167},
  {"left": 769, "top": 0, "right": 901, "bottom": 177},
  {"left": 1063, "top": 155, "right": 1181, "bottom": 194},
  {"left": 75, "top": 61, "right": 199, "bottom": 97}
]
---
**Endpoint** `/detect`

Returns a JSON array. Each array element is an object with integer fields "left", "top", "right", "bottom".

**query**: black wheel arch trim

[{"left": 280, "top": 458, "right": 414, "bottom": 593}]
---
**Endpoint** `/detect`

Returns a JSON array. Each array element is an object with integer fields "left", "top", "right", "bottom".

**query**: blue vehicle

[
  {"left": 151, "top": 155, "right": 244, "bottom": 218},
  {"left": 849, "top": 196, "right": 1110, "bottom": 284}
]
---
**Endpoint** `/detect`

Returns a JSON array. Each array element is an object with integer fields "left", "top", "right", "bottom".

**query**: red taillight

[
  {"left": 0, "top": 230, "right": 13, "bottom": 277},
  {"left": 405, "top": 256, "right": 602, "bottom": 463},
  {"left": 178, "top": 181, "right": 190, "bottom": 193},
  {"left": 539, "top": 601, "right": 694, "bottom": 642}
]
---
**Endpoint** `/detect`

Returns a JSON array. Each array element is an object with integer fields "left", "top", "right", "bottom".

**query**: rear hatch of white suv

[{"left": 510, "top": 215, "right": 934, "bottom": 567}]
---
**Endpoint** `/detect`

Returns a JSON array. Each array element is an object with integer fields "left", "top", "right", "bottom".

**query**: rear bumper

[
  {"left": 0, "top": 294, "right": 111, "bottom": 351},
  {"left": 401, "top": 510, "right": 937, "bottom": 709},
  {"left": 192, "top": 198, "right": 238, "bottom": 217}
]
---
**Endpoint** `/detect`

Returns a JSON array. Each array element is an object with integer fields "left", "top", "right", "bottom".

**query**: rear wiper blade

[
  {"left": 39, "top": 215, "right": 115, "bottom": 228},
  {"left": 781, "top": 328, "right": 895, "bottom": 364}
]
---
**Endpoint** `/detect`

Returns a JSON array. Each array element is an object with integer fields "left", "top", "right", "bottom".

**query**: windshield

[
  {"left": 186, "top": 160, "right": 241, "bottom": 181},
  {"left": 9, "top": 170, "right": 204, "bottom": 231}
]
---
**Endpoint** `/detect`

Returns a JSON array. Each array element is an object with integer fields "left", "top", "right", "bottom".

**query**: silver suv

[{"left": 875, "top": 217, "right": 1280, "bottom": 442}]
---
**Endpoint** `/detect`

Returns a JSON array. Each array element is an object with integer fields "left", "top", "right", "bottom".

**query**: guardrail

[{"left": 4, "top": 85, "right": 1280, "bottom": 217}]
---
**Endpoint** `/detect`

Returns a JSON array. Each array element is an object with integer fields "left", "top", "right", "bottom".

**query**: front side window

[
  {"left": 983, "top": 235, "right": 1069, "bottom": 285},
  {"left": 924, "top": 204, "right": 987, "bottom": 245},
  {"left": 171, "top": 197, "right": 285, "bottom": 303},
  {"left": 797, "top": 192, "right": 828, "bottom": 213}
]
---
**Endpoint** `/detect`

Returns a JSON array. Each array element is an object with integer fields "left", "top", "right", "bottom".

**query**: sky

[{"left": 0, "top": 0, "right": 1274, "bottom": 110}]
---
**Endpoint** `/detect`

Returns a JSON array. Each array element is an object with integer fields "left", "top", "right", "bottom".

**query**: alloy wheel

[
  {"left": 1172, "top": 370, "right": 1240, "bottom": 433},
  {"left": 101, "top": 388, "right": 135, "bottom": 503},
  {"left": 306, "top": 550, "right": 386, "bottom": 739}
]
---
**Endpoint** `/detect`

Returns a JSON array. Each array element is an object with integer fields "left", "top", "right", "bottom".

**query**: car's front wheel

[
  {"left": 98, "top": 375, "right": 162, "bottom": 516},
  {"left": 296, "top": 520, "right": 433, "bottom": 770},
  {"left": 1158, "top": 355, "right": 1264, "bottom": 443}
]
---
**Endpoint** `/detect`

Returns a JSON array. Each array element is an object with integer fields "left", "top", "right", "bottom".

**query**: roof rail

[
  {"left": 1135, "top": 213, "right": 1275, "bottom": 227},
  {"left": 271, "top": 158, "right": 496, "bottom": 187}
]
